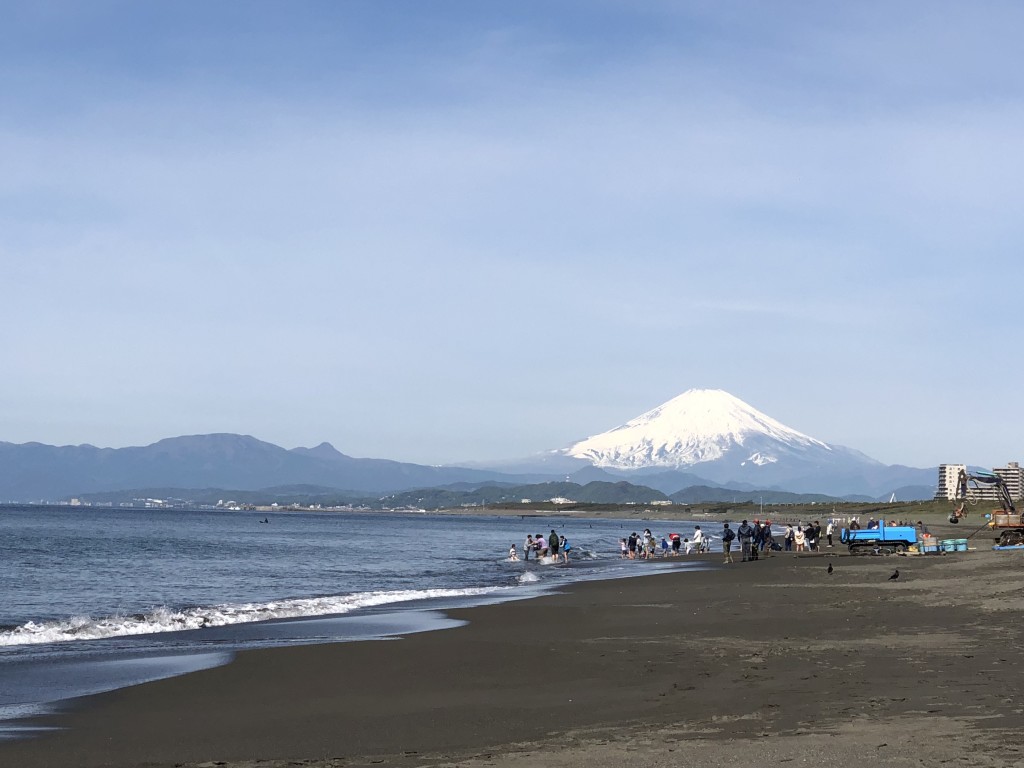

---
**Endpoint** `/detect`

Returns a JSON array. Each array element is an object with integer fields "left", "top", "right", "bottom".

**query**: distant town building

[
  {"left": 133, "top": 498, "right": 170, "bottom": 508},
  {"left": 649, "top": 500, "right": 673, "bottom": 506},
  {"left": 935, "top": 464, "right": 966, "bottom": 500},
  {"left": 549, "top": 497, "right": 574, "bottom": 504},
  {"left": 995, "top": 461, "right": 1024, "bottom": 501}
]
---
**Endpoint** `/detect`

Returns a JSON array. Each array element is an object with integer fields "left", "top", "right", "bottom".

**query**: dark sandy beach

[{"left": 3, "top": 545, "right": 1023, "bottom": 768}]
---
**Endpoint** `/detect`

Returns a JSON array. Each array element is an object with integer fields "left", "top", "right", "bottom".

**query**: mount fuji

[
  {"left": 499, "top": 389, "right": 934, "bottom": 497},
  {"left": 564, "top": 389, "right": 835, "bottom": 470}
]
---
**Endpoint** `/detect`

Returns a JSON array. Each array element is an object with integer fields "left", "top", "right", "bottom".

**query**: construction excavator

[{"left": 953, "top": 469, "right": 1024, "bottom": 546}]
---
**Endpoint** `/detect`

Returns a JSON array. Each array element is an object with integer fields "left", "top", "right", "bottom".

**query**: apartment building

[
  {"left": 935, "top": 463, "right": 966, "bottom": 500},
  {"left": 995, "top": 461, "right": 1024, "bottom": 501}
]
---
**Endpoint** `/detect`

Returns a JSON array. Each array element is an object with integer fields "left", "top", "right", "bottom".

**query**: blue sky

[{"left": 2, "top": 1, "right": 1022, "bottom": 469}]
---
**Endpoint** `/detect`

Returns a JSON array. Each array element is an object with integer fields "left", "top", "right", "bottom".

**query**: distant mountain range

[
  {"left": 479, "top": 389, "right": 937, "bottom": 498},
  {"left": 0, "top": 389, "right": 938, "bottom": 503},
  {"left": 0, "top": 434, "right": 544, "bottom": 501}
]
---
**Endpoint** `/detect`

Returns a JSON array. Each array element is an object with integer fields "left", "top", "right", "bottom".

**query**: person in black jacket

[
  {"left": 804, "top": 523, "right": 817, "bottom": 552},
  {"left": 752, "top": 520, "right": 765, "bottom": 558},
  {"left": 721, "top": 523, "right": 735, "bottom": 563},
  {"left": 737, "top": 520, "right": 756, "bottom": 562}
]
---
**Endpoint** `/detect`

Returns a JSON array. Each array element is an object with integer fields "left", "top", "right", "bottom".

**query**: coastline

[{"left": 3, "top": 547, "right": 1022, "bottom": 768}]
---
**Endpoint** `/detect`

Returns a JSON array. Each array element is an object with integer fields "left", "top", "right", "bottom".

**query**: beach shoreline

[{"left": 3, "top": 545, "right": 1022, "bottom": 768}]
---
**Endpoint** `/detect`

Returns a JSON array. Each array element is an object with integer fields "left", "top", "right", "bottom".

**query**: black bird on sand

[
  {"left": 888, "top": 569, "right": 900, "bottom": 581},
  {"left": 827, "top": 563, "right": 833, "bottom": 574}
]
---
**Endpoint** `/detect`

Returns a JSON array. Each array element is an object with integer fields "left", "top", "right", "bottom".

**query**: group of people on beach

[
  {"left": 783, "top": 520, "right": 837, "bottom": 552},
  {"left": 509, "top": 530, "right": 570, "bottom": 564},
  {"left": 505, "top": 517, "right": 849, "bottom": 567},
  {"left": 719, "top": 519, "right": 839, "bottom": 562},
  {"left": 620, "top": 527, "right": 709, "bottom": 559},
  {"left": 719, "top": 520, "right": 774, "bottom": 562}
]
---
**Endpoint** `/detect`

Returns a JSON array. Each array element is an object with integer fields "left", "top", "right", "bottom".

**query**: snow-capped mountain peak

[{"left": 562, "top": 388, "right": 831, "bottom": 470}]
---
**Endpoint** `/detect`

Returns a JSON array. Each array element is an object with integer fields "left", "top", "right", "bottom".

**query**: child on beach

[
  {"left": 692, "top": 526, "right": 704, "bottom": 553},
  {"left": 508, "top": 544, "right": 519, "bottom": 561},
  {"left": 620, "top": 538, "right": 628, "bottom": 558}
]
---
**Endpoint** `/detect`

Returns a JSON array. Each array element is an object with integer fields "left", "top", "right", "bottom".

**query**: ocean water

[{"left": 0, "top": 505, "right": 709, "bottom": 736}]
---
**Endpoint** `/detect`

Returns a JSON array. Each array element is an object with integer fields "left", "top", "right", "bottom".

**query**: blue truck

[{"left": 840, "top": 522, "right": 917, "bottom": 553}]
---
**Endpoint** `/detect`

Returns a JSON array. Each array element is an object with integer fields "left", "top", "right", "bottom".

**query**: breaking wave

[{"left": 0, "top": 587, "right": 503, "bottom": 647}]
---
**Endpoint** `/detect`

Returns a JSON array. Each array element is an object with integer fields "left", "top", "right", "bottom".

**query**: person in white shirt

[
  {"left": 640, "top": 529, "right": 652, "bottom": 559},
  {"left": 691, "top": 526, "right": 705, "bottom": 553}
]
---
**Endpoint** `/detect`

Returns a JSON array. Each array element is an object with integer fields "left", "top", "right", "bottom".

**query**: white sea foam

[
  {"left": 0, "top": 587, "right": 503, "bottom": 647},
  {"left": 517, "top": 572, "right": 540, "bottom": 584}
]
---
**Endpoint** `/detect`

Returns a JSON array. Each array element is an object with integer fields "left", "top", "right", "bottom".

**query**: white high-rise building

[
  {"left": 994, "top": 462, "right": 1024, "bottom": 502},
  {"left": 935, "top": 464, "right": 966, "bottom": 500}
]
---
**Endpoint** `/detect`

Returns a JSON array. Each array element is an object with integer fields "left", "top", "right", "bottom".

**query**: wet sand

[{"left": 3, "top": 545, "right": 1023, "bottom": 768}]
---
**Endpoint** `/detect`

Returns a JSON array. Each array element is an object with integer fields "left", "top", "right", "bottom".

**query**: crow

[
  {"left": 827, "top": 563, "right": 833, "bottom": 574},
  {"left": 888, "top": 569, "right": 900, "bottom": 581}
]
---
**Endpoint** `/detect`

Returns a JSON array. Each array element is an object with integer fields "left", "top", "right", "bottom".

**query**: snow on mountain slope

[{"left": 562, "top": 389, "right": 831, "bottom": 470}]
